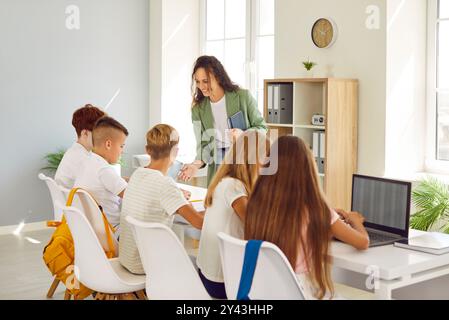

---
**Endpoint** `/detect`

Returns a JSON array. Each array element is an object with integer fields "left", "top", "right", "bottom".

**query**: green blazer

[{"left": 191, "top": 89, "right": 267, "bottom": 185}]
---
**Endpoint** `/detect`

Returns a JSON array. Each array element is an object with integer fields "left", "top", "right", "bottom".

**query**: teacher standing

[{"left": 179, "top": 56, "right": 267, "bottom": 186}]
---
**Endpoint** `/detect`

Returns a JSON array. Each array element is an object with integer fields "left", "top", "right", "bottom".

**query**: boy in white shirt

[
  {"left": 119, "top": 124, "right": 204, "bottom": 275},
  {"left": 74, "top": 116, "right": 128, "bottom": 232},
  {"left": 55, "top": 104, "right": 105, "bottom": 189}
]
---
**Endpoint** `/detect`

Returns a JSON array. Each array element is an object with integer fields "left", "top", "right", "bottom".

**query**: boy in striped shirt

[{"left": 119, "top": 124, "right": 204, "bottom": 274}]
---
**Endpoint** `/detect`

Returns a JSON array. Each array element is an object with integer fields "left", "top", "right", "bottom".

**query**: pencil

[{"left": 189, "top": 200, "right": 203, "bottom": 203}]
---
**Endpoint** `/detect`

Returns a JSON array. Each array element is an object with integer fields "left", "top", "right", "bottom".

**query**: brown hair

[
  {"left": 92, "top": 116, "right": 129, "bottom": 147},
  {"left": 244, "top": 136, "right": 334, "bottom": 299},
  {"left": 205, "top": 130, "right": 271, "bottom": 207},
  {"left": 191, "top": 55, "right": 240, "bottom": 107},
  {"left": 146, "top": 124, "right": 179, "bottom": 160},
  {"left": 72, "top": 104, "right": 105, "bottom": 137}
]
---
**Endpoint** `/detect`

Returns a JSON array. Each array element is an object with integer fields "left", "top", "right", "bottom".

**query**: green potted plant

[
  {"left": 41, "top": 149, "right": 126, "bottom": 176},
  {"left": 302, "top": 58, "right": 317, "bottom": 77},
  {"left": 42, "top": 149, "right": 66, "bottom": 175},
  {"left": 410, "top": 177, "right": 449, "bottom": 233}
]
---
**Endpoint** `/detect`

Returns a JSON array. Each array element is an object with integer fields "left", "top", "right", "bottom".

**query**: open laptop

[{"left": 351, "top": 174, "right": 412, "bottom": 247}]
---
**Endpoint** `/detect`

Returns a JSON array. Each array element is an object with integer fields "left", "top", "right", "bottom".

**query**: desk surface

[
  {"left": 173, "top": 183, "right": 207, "bottom": 228},
  {"left": 177, "top": 183, "right": 207, "bottom": 203},
  {"left": 132, "top": 155, "right": 207, "bottom": 177},
  {"left": 331, "top": 229, "right": 449, "bottom": 281}
]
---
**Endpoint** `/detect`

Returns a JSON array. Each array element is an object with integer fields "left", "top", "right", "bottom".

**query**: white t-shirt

[
  {"left": 210, "top": 95, "right": 231, "bottom": 149},
  {"left": 54, "top": 142, "right": 91, "bottom": 189},
  {"left": 119, "top": 167, "right": 189, "bottom": 274},
  {"left": 74, "top": 152, "right": 127, "bottom": 226},
  {"left": 197, "top": 177, "right": 247, "bottom": 282}
]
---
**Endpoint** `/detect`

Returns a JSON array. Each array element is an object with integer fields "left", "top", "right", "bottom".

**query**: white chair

[
  {"left": 64, "top": 206, "right": 146, "bottom": 300},
  {"left": 217, "top": 232, "right": 306, "bottom": 300},
  {"left": 125, "top": 216, "right": 210, "bottom": 300},
  {"left": 38, "top": 173, "right": 66, "bottom": 222},
  {"left": 68, "top": 188, "right": 119, "bottom": 255},
  {"left": 38, "top": 173, "right": 68, "bottom": 298}
]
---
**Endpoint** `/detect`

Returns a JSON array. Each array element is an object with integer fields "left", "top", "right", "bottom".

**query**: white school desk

[{"left": 331, "top": 229, "right": 449, "bottom": 299}]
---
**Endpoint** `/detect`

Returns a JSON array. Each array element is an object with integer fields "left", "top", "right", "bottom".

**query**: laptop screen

[{"left": 351, "top": 175, "right": 411, "bottom": 236}]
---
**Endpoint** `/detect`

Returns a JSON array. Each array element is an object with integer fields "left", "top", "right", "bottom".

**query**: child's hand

[
  {"left": 345, "top": 211, "right": 365, "bottom": 226},
  {"left": 181, "top": 188, "right": 191, "bottom": 200},
  {"left": 335, "top": 209, "right": 364, "bottom": 226}
]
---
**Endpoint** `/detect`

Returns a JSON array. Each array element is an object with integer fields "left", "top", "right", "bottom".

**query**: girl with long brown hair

[
  {"left": 196, "top": 130, "right": 271, "bottom": 299},
  {"left": 245, "top": 136, "right": 369, "bottom": 299}
]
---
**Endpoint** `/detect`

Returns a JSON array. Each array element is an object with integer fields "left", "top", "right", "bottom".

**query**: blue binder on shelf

[{"left": 228, "top": 111, "right": 248, "bottom": 131}]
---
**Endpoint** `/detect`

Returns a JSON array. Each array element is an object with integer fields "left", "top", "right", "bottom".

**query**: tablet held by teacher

[{"left": 178, "top": 55, "right": 268, "bottom": 186}]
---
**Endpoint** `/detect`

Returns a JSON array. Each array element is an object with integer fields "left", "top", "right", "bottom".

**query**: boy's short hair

[
  {"left": 72, "top": 104, "right": 106, "bottom": 137},
  {"left": 146, "top": 124, "right": 179, "bottom": 160},
  {"left": 92, "top": 116, "right": 129, "bottom": 147}
]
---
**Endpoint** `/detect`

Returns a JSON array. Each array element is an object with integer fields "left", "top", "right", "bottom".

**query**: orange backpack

[{"left": 43, "top": 188, "right": 116, "bottom": 300}]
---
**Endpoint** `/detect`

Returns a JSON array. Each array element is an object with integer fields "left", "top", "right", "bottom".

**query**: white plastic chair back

[
  {"left": 64, "top": 206, "right": 142, "bottom": 294},
  {"left": 217, "top": 232, "right": 306, "bottom": 300},
  {"left": 126, "top": 216, "right": 210, "bottom": 300},
  {"left": 69, "top": 189, "right": 118, "bottom": 254},
  {"left": 38, "top": 173, "right": 66, "bottom": 221}
]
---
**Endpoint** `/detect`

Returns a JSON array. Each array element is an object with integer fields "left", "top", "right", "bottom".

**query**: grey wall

[{"left": 0, "top": 0, "right": 149, "bottom": 226}]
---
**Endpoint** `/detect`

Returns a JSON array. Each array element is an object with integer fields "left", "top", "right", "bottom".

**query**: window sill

[{"left": 384, "top": 171, "right": 449, "bottom": 184}]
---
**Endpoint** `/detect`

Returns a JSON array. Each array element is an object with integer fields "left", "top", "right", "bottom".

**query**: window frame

[
  {"left": 199, "top": 0, "right": 274, "bottom": 110},
  {"left": 425, "top": 0, "right": 449, "bottom": 173}
]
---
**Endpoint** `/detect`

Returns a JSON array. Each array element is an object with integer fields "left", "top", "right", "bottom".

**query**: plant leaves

[{"left": 411, "top": 178, "right": 449, "bottom": 232}]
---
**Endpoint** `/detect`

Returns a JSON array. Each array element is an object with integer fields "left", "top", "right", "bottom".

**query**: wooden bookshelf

[{"left": 264, "top": 78, "right": 358, "bottom": 210}]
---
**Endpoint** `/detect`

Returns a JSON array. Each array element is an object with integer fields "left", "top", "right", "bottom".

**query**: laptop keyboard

[{"left": 368, "top": 231, "right": 399, "bottom": 244}]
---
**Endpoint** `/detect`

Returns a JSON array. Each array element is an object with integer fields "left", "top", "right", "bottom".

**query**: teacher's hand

[{"left": 178, "top": 163, "right": 200, "bottom": 182}]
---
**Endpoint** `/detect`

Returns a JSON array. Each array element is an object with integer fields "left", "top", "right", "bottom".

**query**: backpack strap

[
  {"left": 46, "top": 188, "right": 79, "bottom": 228},
  {"left": 66, "top": 188, "right": 116, "bottom": 258},
  {"left": 236, "top": 240, "right": 263, "bottom": 300}
]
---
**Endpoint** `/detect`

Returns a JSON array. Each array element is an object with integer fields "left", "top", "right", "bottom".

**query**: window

[
  {"left": 201, "top": 0, "right": 275, "bottom": 112},
  {"left": 426, "top": 0, "right": 449, "bottom": 172}
]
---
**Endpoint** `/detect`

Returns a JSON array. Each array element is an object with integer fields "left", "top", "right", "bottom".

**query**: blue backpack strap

[{"left": 236, "top": 240, "right": 264, "bottom": 300}]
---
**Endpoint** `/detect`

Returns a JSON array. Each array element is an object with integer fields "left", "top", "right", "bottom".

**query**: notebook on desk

[
  {"left": 228, "top": 111, "right": 248, "bottom": 131},
  {"left": 394, "top": 232, "right": 449, "bottom": 255}
]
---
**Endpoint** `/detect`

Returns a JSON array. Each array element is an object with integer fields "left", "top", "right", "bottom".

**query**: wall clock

[{"left": 311, "top": 18, "right": 338, "bottom": 48}]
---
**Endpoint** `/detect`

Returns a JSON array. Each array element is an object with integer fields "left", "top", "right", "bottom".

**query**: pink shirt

[{"left": 294, "top": 209, "right": 340, "bottom": 274}]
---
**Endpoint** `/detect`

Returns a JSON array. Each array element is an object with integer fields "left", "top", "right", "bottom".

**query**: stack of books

[{"left": 394, "top": 232, "right": 449, "bottom": 255}]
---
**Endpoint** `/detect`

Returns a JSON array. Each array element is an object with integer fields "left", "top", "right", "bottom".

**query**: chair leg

[
  {"left": 94, "top": 292, "right": 104, "bottom": 300},
  {"left": 46, "top": 278, "right": 60, "bottom": 298},
  {"left": 135, "top": 290, "right": 147, "bottom": 300},
  {"left": 64, "top": 289, "right": 71, "bottom": 300}
]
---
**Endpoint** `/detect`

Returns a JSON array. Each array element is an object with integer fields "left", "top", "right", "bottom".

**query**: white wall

[
  {"left": 149, "top": 0, "right": 163, "bottom": 128},
  {"left": 149, "top": 0, "right": 200, "bottom": 162},
  {"left": 385, "top": 0, "right": 427, "bottom": 178},
  {"left": 275, "top": 0, "right": 387, "bottom": 176},
  {"left": 0, "top": 0, "right": 149, "bottom": 226}
]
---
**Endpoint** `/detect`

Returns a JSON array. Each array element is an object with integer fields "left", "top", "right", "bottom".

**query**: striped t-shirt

[{"left": 119, "top": 167, "right": 188, "bottom": 274}]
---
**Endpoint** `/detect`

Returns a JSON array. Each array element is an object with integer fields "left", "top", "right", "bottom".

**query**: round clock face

[{"left": 311, "top": 18, "right": 336, "bottom": 48}]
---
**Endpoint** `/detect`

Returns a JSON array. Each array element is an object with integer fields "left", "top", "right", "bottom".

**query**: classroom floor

[{"left": 0, "top": 228, "right": 373, "bottom": 300}]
